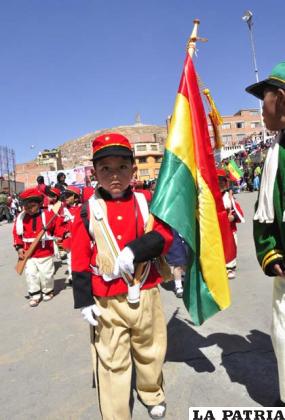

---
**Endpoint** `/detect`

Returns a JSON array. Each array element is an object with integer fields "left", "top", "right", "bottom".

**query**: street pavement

[{"left": 0, "top": 191, "right": 279, "bottom": 420}]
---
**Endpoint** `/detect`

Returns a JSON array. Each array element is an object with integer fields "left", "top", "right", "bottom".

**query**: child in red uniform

[
  {"left": 46, "top": 187, "right": 61, "bottom": 211},
  {"left": 13, "top": 188, "right": 64, "bottom": 307},
  {"left": 45, "top": 187, "right": 62, "bottom": 259},
  {"left": 62, "top": 186, "right": 81, "bottom": 285},
  {"left": 71, "top": 133, "right": 173, "bottom": 420},
  {"left": 217, "top": 169, "right": 245, "bottom": 279}
]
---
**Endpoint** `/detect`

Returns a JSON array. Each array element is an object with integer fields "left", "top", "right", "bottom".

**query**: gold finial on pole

[{"left": 186, "top": 18, "right": 208, "bottom": 58}]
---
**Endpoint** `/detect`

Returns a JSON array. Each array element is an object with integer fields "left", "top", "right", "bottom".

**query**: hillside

[{"left": 59, "top": 123, "right": 167, "bottom": 169}]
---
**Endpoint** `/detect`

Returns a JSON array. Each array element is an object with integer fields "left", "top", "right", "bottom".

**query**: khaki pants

[
  {"left": 91, "top": 287, "right": 167, "bottom": 420},
  {"left": 272, "top": 276, "right": 285, "bottom": 402},
  {"left": 25, "top": 256, "right": 55, "bottom": 300}
]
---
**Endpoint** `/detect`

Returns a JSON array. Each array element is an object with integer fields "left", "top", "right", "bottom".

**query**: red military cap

[
  {"left": 92, "top": 133, "right": 133, "bottom": 161},
  {"left": 47, "top": 187, "right": 61, "bottom": 197},
  {"left": 19, "top": 188, "right": 44, "bottom": 203},
  {"left": 65, "top": 185, "right": 81, "bottom": 196},
  {"left": 216, "top": 168, "right": 227, "bottom": 178}
]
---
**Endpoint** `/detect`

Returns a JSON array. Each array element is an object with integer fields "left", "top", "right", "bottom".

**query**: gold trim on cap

[
  {"left": 94, "top": 143, "right": 132, "bottom": 153},
  {"left": 269, "top": 76, "right": 285, "bottom": 84}
]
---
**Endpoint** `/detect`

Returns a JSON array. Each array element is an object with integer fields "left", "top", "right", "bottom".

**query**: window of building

[
  {"left": 140, "top": 169, "right": 149, "bottom": 176},
  {"left": 250, "top": 121, "right": 261, "bottom": 128},
  {"left": 138, "top": 157, "right": 147, "bottom": 163},
  {"left": 136, "top": 144, "right": 147, "bottom": 152},
  {"left": 250, "top": 110, "right": 259, "bottom": 115},
  {"left": 150, "top": 144, "right": 158, "bottom": 151},
  {"left": 222, "top": 135, "right": 232, "bottom": 144},
  {"left": 236, "top": 122, "right": 245, "bottom": 129},
  {"left": 221, "top": 123, "right": 231, "bottom": 130},
  {"left": 236, "top": 134, "right": 245, "bottom": 142},
  {"left": 155, "top": 157, "right": 162, "bottom": 163}
]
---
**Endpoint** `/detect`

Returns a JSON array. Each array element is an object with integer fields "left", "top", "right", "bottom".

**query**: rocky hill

[{"left": 59, "top": 123, "right": 167, "bottom": 169}]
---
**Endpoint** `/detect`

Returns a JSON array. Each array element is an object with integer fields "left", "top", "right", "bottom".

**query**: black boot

[{"left": 273, "top": 398, "right": 285, "bottom": 407}]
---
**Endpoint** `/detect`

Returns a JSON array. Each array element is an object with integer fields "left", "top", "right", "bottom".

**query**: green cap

[{"left": 246, "top": 61, "right": 285, "bottom": 99}]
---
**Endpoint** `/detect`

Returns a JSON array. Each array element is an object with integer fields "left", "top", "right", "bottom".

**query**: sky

[{"left": 1, "top": 0, "right": 284, "bottom": 163}]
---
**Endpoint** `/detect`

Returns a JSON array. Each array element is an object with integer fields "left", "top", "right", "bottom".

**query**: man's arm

[
  {"left": 253, "top": 217, "right": 285, "bottom": 276},
  {"left": 126, "top": 217, "right": 173, "bottom": 263}
]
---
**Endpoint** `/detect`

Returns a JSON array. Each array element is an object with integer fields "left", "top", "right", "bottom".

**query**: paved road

[{"left": 0, "top": 192, "right": 279, "bottom": 420}]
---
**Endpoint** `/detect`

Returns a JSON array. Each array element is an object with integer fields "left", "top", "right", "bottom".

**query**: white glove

[
  {"left": 81, "top": 304, "right": 101, "bottom": 327},
  {"left": 114, "top": 247, "right": 135, "bottom": 276}
]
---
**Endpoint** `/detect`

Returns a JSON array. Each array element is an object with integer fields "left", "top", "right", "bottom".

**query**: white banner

[{"left": 41, "top": 166, "right": 86, "bottom": 187}]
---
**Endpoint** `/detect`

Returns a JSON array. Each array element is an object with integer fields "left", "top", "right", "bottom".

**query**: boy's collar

[{"left": 97, "top": 186, "right": 133, "bottom": 201}]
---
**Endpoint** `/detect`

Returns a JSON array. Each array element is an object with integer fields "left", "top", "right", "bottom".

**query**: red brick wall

[{"left": 16, "top": 162, "right": 51, "bottom": 189}]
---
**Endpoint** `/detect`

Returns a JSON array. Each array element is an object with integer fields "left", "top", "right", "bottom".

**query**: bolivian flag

[
  {"left": 150, "top": 54, "right": 231, "bottom": 325},
  {"left": 228, "top": 159, "right": 244, "bottom": 181}
]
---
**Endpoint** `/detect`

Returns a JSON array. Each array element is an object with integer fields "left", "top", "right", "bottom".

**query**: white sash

[
  {"left": 17, "top": 211, "right": 54, "bottom": 248},
  {"left": 63, "top": 207, "right": 74, "bottom": 223},
  {"left": 16, "top": 211, "right": 26, "bottom": 235},
  {"left": 134, "top": 192, "right": 149, "bottom": 227},
  {"left": 254, "top": 133, "right": 280, "bottom": 223},
  {"left": 88, "top": 194, "right": 151, "bottom": 285}
]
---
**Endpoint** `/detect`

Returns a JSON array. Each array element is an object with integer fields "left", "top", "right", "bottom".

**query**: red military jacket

[
  {"left": 71, "top": 187, "right": 173, "bottom": 308},
  {"left": 61, "top": 204, "right": 81, "bottom": 251},
  {"left": 222, "top": 191, "right": 245, "bottom": 233},
  {"left": 13, "top": 209, "right": 64, "bottom": 258}
]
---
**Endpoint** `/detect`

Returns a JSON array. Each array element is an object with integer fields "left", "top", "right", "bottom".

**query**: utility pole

[{"left": 242, "top": 10, "right": 266, "bottom": 142}]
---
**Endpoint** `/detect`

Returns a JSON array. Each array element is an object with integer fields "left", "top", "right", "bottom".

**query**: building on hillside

[
  {"left": 36, "top": 148, "right": 63, "bottom": 171},
  {"left": 133, "top": 137, "right": 164, "bottom": 181},
  {"left": 208, "top": 109, "right": 271, "bottom": 147},
  {"left": 58, "top": 124, "right": 167, "bottom": 181}
]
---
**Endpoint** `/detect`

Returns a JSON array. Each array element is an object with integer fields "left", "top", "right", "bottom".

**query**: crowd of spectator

[{"left": 220, "top": 136, "right": 274, "bottom": 193}]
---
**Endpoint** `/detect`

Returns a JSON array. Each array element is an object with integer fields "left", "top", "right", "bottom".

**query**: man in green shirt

[{"left": 246, "top": 61, "right": 285, "bottom": 407}]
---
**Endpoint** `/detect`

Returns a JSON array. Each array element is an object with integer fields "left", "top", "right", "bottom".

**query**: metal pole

[
  {"left": 243, "top": 11, "right": 266, "bottom": 142},
  {"left": 11, "top": 149, "right": 16, "bottom": 193}
]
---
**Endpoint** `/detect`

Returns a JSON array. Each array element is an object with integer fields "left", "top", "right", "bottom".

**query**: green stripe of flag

[
  {"left": 151, "top": 149, "right": 221, "bottom": 325},
  {"left": 151, "top": 149, "right": 197, "bottom": 251}
]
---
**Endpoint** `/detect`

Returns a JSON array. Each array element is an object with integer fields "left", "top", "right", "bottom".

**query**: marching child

[
  {"left": 13, "top": 188, "right": 64, "bottom": 307},
  {"left": 45, "top": 187, "right": 62, "bottom": 259},
  {"left": 71, "top": 133, "right": 173, "bottom": 420},
  {"left": 217, "top": 169, "right": 245, "bottom": 279},
  {"left": 46, "top": 187, "right": 61, "bottom": 211},
  {"left": 61, "top": 186, "right": 81, "bottom": 285}
]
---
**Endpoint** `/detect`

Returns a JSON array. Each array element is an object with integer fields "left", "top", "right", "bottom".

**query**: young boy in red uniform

[
  {"left": 46, "top": 187, "right": 61, "bottom": 211},
  {"left": 13, "top": 188, "right": 64, "bottom": 307},
  {"left": 217, "top": 169, "right": 245, "bottom": 279},
  {"left": 45, "top": 187, "right": 63, "bottom": 259},
  {"left": 71, "top": 133, "right": 173, "bottom": 420},
  {"left": 62, "top": 186, "right": 81, "bottom": 285}
]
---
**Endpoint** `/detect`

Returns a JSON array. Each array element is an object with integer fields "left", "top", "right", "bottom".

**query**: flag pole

[
  {"left": 133, "top": 19, "right": 202, "bottom": 285},
  {"left": 187, "top": 19, "right": 200, "bottom": 57}
]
